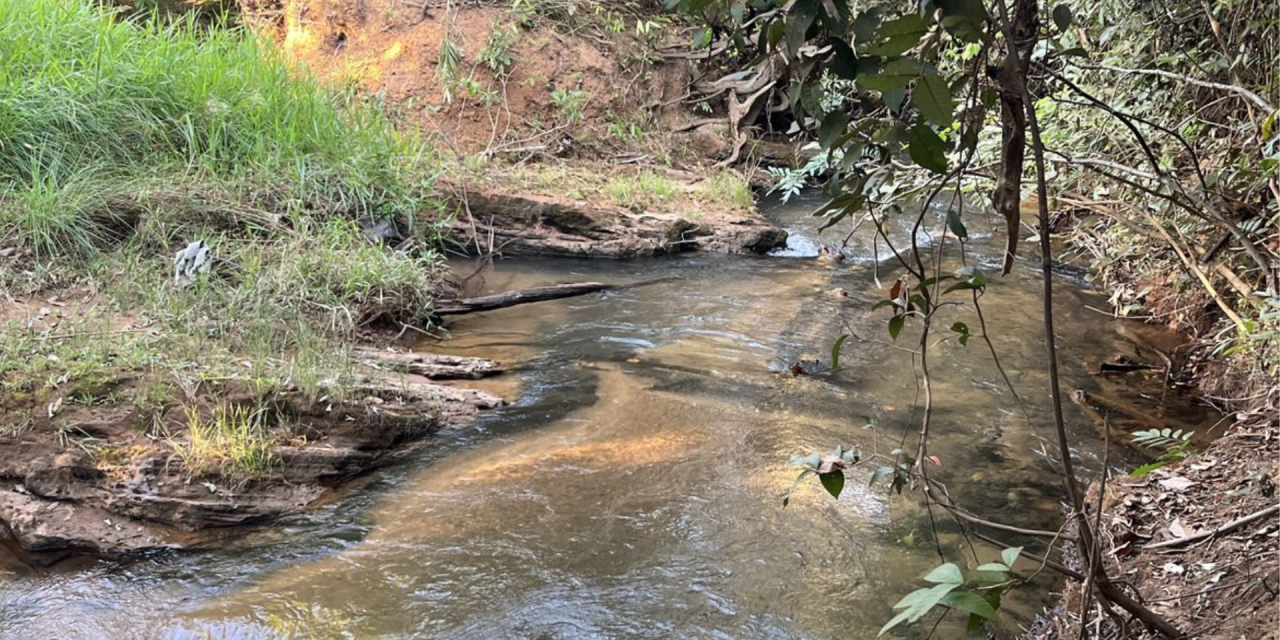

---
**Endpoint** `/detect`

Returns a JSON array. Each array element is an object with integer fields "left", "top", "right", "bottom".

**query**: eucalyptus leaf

[
  {"left": 819, "top": 110, "right": 850, "bottom": 148},
  {"left": 830, "top": 40, "right": 860, "bottom": 79},
  {"left": 945, "top": 209, "right": 968, "bottom": 238},
  {"left": 831, "top": 333, "right": 850, "bottom": 369},
  {"left": 888, "top": 315, "right": 905, "bottom": 340}
]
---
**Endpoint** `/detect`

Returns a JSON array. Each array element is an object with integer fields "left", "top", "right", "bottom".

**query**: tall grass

[
  {"left": 0, "top": 0, "right": 428, "bottom": 260},
  {"left": 176, "top": 402, "right": 279, "bottom": 480},
  {"left": 0, "top": 1, "right": 446, "bottom": 477}
]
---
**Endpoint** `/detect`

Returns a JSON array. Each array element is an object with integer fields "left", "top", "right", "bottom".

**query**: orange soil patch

[{"left": 248, "top": 0, "right": 691, "bottom": 157}]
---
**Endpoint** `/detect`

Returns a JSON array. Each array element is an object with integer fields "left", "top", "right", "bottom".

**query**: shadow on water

[{"left": 0, "top": 195, "right": 1216, "bottom": 640}]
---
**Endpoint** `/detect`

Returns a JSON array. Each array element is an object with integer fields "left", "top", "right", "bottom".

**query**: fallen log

[
  {"left": 353, "top": 348, "right": 503, "bottom": 380},
  {"left": 432, "top": 278, "right": 683, "bottom": 318},
  {"left": 432, "top": 282, "right": 615, "bottom": 316}
]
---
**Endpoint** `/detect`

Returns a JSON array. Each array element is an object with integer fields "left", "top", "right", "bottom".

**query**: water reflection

[{"left": 0, "top": 197, "right": 1187, "bottom": 640}]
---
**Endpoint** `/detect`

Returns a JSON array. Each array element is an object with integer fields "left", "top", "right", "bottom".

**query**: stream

[{"left": 0, "top": 195, "right": 1179, "bottom": 639}]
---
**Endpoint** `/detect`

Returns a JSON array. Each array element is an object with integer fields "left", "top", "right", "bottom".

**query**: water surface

[{"left": 0, "top": 196, "right": 1182, "bottom": 639}]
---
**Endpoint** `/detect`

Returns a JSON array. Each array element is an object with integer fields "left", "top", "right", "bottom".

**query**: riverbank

[
  {"left": 0, "top": 0, "right": 791, "bottom": 558},
  {"left": 0, "top": 0, "right": 497, "bottom": 557}
]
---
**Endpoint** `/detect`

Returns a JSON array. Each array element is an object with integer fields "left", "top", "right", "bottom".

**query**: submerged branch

[{"left": 432, "top": 282, "right": 614, "bottom": 316}]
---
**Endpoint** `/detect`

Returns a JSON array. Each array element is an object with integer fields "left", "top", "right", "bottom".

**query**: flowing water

[{"left": 0, "top": 196, "right": 1194, "bottom": 639}]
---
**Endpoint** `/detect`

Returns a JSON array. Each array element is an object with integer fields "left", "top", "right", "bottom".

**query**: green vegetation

[
  {"left": 550, "top": 87, "right": 589, "bottom": 124},
  {"left": 175, "top": 402, "right": 280, "bottom": 480},
  {"left": 0, "top": 0, "right": 443, "bottom": 478},
  {"left": 704, "top": 169, "right": 755, "bottom": 210},
  {"left": 604, "top": 170, "right": 676, "bottom": 210},
  {"left": 479, "top": 21, "right": 517, "bottom": 78},
  {"left": 671, "top": 0, "right": 1276, "bottom": 636}
]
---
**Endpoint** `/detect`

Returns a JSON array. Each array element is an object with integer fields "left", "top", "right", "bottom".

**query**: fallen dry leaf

[{"left": 1159, "top": 475, "right": 1197, "bottom": 491}]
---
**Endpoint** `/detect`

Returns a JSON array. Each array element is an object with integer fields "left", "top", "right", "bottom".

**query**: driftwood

[
  {"left": 432, "top": 278, "right": 686, "bottom": 318},
  {"left": 354, "top": 348, "right": 503, "bottom": 380},
  {"left": 433, "top": 282, "right": 615, "bottom": 316},
  {"left": 1070, "top": 389, "right": 1167, "bottom": 431},
  {"left": 1097, "top": 357, "right": 1162, "bottom": 375}
]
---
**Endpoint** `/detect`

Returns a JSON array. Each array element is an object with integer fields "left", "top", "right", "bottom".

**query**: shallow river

[{"left": 0, "top": 196, "right": 1179, "bottom": 639}]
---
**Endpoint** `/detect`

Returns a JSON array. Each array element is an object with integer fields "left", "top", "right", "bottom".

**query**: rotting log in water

[
  {"left": 432, "top": 282, "right": 614, "bottom": 316},
  {"left": 432, "top": 278, "right": 680, "bottom": 318}
]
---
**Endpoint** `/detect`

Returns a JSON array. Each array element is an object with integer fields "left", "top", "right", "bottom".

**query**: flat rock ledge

[
  {"left": 0, "top": 369, "right": 501, "bottom": 559},
  {"left": 444, "top": 189, "right": 788, "bottom": 257}
]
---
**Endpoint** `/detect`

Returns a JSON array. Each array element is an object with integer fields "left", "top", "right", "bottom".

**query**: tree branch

[{"left": 1079, "top": 63, "right": 1276, "bottom": 113}]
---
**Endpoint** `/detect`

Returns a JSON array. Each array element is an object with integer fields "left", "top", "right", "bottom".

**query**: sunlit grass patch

[{"left": 174, "top": 402, "right": 279, "bottom": 480}]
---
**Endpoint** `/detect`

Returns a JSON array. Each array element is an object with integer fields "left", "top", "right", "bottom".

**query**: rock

[{"left": 0, "top": 489, "right": 178, "bottom": 554}]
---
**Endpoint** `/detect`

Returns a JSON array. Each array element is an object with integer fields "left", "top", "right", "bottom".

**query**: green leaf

[
  {"left": 945, "top": 209, "right": 968, "bottom": 239},
  {"left": 882, "top": 86, "right": 907, "bottom": 111},
  {"left": 1001, "top": 546, "right": 1023, "bottom": 569},
  {"left": 831, "top": 334, "right": 850, "bottom": 369},
  {"left": 923, "top": 562, "right": 964, "bottom": 585},
  {"left": 942, "top": 281, "right": 979, "bottom": 295},
  {"left": 950, "top": 321, "right": 970, "bottom": 346},
  {"left": 1057, "top": 46, "right": 1089, "bottom": 57},
  {"left": 888, "top": 315, "right": 905, "bottom": 340},
  {"left": 767, "top": 18, "right": 786, "bottom": 50},
  {"left": 830, "top": 40, "right": 860, "bottom": 80},
  {"left": 819, "top": 110, "right": 850, "bottom": 149},
  {"left": 966, "top": 569, "right": 1012, "bottom": 584},
  {"left": 870, "top": 466, "right": 894, "bottom": 485},
  {"left": 786, "top": 1, "right": 819, "bottom": 56},
  {"left": 879, "top": 583, "right": 958, "bottom": 636},
  {"left": 913, "top": 73, "right": 954, "bottom": 127},
  {"left": 1262, "top": 109, "right": 1278, "bottom": 142},
  {"left": 868, "top": 14, "right": 929, "bottom": 56},
  {"left": 908, "top": 123, "right": 947, "bottom": 174},
  {"left": 1052, "top": 5, "right": 1073, "bottom": 31},
  {"left": 974, "top": 562, "right": 1009, "bottom": 572},
  {"left": 853, "top": 9, "right": 881, "bottom": 42},
  {"left": 819, "top": 470, "right": 845, "bottom": 498},
  {"left": 729, "top": 1, "right": 745, "bottom": 24},
  {"left": 1130, "top": 461, "right": 1171, "bottom": 477},
  {"left": 941, "top": 591, "right": 998, "bottom": 619},
  {"left": 857, "top": 57, "right": 920, "bottom": 92},
  {"left": 969, "top": 586, "right": 1007, "bottom": 630}
]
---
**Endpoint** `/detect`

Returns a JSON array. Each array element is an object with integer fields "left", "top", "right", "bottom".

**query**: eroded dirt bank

[
  {"left": 0, "top": 350, "right": 501, "bottom": 558},
  {"left": 241, "top": 0, "right": 796, "bottom": 257}
]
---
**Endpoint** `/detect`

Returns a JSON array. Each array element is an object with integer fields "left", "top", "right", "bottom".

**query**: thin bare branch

[{"left": 1080, "top": 63, "right": 1276, "bottom": 112}]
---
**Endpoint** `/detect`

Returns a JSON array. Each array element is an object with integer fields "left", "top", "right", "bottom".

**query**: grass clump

[
  {"left": 703, "top": 170, "right": 755, "bottom": 210},
  {"left": 605, "top": 170, "right": 677, "bottom": 211},
  {"left": 175, "top": 402, "right": 279, "bottom": 480}
]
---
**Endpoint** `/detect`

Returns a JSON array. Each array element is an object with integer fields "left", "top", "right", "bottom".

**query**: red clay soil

[{"left": 244, "top": 0, "right": 692, "bottom": 156}]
